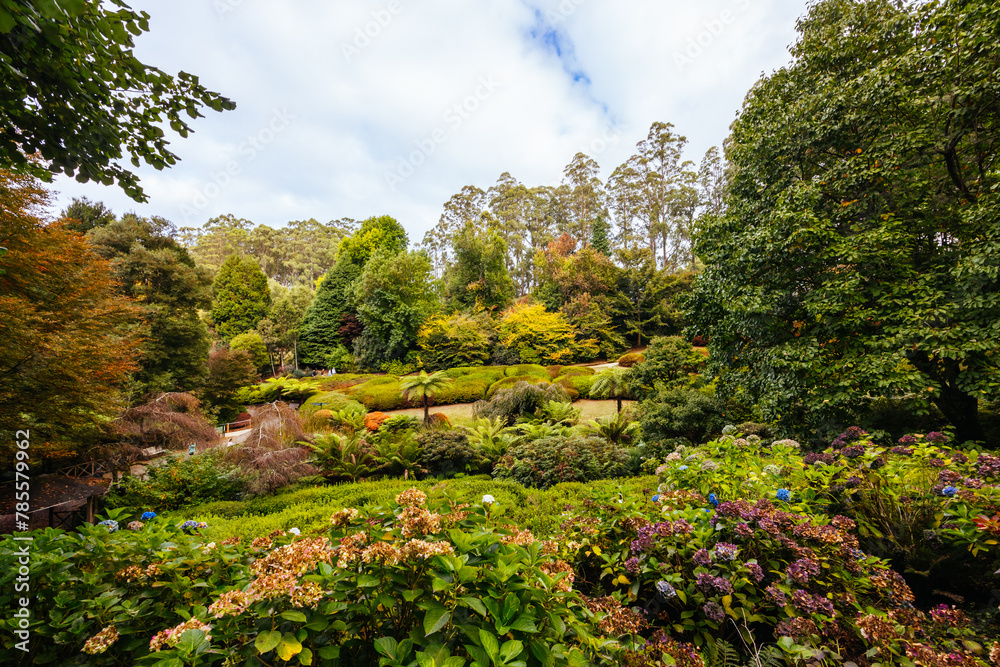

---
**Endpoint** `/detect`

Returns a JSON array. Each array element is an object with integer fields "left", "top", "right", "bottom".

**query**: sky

[{"left": 49, "top": 0, "right": 808, "bottom": 243}]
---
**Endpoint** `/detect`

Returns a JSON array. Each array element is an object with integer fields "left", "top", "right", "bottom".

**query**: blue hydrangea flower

[
  {"left": 651, "top": 494, "right": 661, "bottom": 503},
  {"left": 708, "top": 493, "right": 719, "bottom": 507},
  {"left": 678, "top": 465, "right": 689, "bottom": 471},
  {"left": 180, "top": 520, "right": 206, "bottom": 532},
  {"left": 941, "top": 486, "right": 957, "bottom": 497},
  {"left": 776, "top": 488, "right": 791, "bottom": 502},
  {"left": 98, "top": 519, "right": 118, "bottom": 533},
  {"left": 141, "top": 511, "right": 157, "bottom": 521},
  {"left": 655, "top": 580, "right": 677, "bottom": 599}
]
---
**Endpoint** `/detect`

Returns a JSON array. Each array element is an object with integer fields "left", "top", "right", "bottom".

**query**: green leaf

[
  {"left": 318, "top": 645, "right": 340, "bottom": 660},
  {"left": 280, "top": 610, "right": 307, "bottom": 622},
  {"left": 424, "top": 607, "right": 452, "bottom": 636},
  {"left": 500, "top": 639, "right": 524, "bottom": 662},
  {"left": 299, "top": 647, "right": 313, "bottom": 665},
  {"left": 254, "top": 630, "right": 282, "bottom": 654},
  {"left": 479, "top": 628, "right": 500, "bottom": 660},
  {"left": 374, "top": 637, "right": 398, "bottom": 659},
  {"left": 461, "top": 596, "right": 489, "bottom": 617},
  {"left": 509, "top": 617, "right": 537, "bottom": 633}
]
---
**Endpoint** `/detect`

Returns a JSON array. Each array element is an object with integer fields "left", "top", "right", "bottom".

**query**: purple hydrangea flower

[
  {"left": 692, "top": 548, "right": 712, "bottom": 567},
  {"left": 714, "top": 543, "right": 739, "bottom": 561},
  {"left": 702, "top": 601, "right": 725, "bottom": 623}
]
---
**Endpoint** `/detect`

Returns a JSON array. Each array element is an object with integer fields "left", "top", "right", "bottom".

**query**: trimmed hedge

[
  {"left": 301, "top": 391, "right": 365, "bottom": 413},
  {"left": 554, "top": 373, "right": 594, "bottom": 399},
  {"left": 503, "top": 364, "right": 550, "bottom": 379},
  {"left": 486, "top": 374, "right": 549, "bottom": 399}
]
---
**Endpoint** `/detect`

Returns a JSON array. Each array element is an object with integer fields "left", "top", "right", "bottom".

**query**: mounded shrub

[
  {"left": 617, "top": 352, "right": 645, "bottom": 367},
  {"left": 493, "top": 435, "right": 630, "bottom": 488},
  {"left": 416, "top": 430, "right": 479, "bottom": 476},
  {"left": 301, "top": 391, "right": 365, "bottom": 414},
  {"left": 364, "top": 411, "right": 390, "bottom": 432},
  {"left": 474, "top": 381, "right": 571, "bottom": 425},
  {"left": 347, "top": 376, "right": 407, "bottom": 411},
  {"left": 555, "top": 373, "right": 593, "bottom": 399},
  {"left": 486, "top": 375, "right": 548, "bottom": 399},
  {"left": 504, "top": 364, "right": 551, "bottom": 379}
]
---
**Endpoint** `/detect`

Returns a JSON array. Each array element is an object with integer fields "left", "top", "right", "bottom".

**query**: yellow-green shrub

[
  {"left": 496, "top": 303, "right": 582, "bottom": 365},
  {"left": 417, "top": 311, "right": 495, "bottom": 370}
]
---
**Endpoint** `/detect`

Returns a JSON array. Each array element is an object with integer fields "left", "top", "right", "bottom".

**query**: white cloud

[{"left": 48, "top": 0, "right": 806, "bottom": 242}]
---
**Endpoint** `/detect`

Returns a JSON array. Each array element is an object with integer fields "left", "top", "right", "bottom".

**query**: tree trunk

[
  {"left": 616, "top": 397, "right": 622, "bottom": 413},
  {"left": 909, "top": 353, "right": 986, "bottom": 443},
  {"left": 933, "top": 385, "right": 985, "bottom": 444},
  {"left": 267, "top": 348, "right": 275, "bottom": 378},
  {"left": 294, "top": 340, "right": 298, "bottom": 371},
  {"left": 423, "top": 395, "right": 430, "bottom": 425}
]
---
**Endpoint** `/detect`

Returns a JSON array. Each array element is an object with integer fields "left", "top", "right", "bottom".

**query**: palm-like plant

[
  {"left": 511, "top": 422, "right": 573, "bottom": 443},
  {"left": 330, "top": 407, "right": 367, "bottom": 433},
  {"left": 533, "top": 400, "right": 581, "bottom": 426},
  {"left": 585, "top": 411, "right": 641, "bottom": 446},
  {"left": 304, "top": 432, "right": 373, "bottom": 482},
  {"left": 463, "top": 417, "right": 515, "bottom": 459},
  {"left": 590, "top": 367, "right": 635, "bottom": 413},
  {"left": 399, "top": 370, "right": 454, "bottom": 424}
]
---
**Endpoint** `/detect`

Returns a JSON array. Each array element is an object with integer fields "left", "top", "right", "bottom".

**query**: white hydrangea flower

[{"left": 482, "top": 495, "right": 495, "bottom": 505}]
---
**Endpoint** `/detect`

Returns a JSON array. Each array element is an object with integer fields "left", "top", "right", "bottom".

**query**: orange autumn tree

[{"left": 0, "top": 169, "right": 141, "bottom": 467}]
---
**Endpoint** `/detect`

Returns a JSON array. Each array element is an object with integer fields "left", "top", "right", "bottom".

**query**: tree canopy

[
  {"left": 211, "top": 255, "right": 271, "bottom": 342},
  {"left": 688, "top": 0, "right": 1000, "bottom": 442},
  {"left": 0, "top": 170, "right": 141, "bottom": 465},
  {"left": 0, "top": 0, "right": 235, "bottom": 200},
  {"left": 87, "top": 213, "right": 213, "bottom": 398}
]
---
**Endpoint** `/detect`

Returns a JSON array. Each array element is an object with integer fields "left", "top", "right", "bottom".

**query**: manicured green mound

[{"left": 300, "top": 390, "right": 365, "bottom": 413}]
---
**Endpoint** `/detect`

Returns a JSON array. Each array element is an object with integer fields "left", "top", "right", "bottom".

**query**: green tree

[
  {"left": 87, "top": 212, "right": 213, "bottom": 397},
  {"left": 352, "top": 249, "right": 436, "bottom": 369},
  {"left": 198, "top": 347, "right": 258, "bottom": 423},
  {"left": 0, "top": 0, "right": 234, "bottom": 200},
  {"left": 0, "top": 170, "right": 141, "bottom": 465},
  {"left": 399, "top": 370, "right": 454, "bottom": 424},
  {"left": 62, "top": 196, "right": 115, "bottom": 234},
  {"left": 298, "top": 256, "right": 361, "bottom": 367},
  {"left": 444, "top": 222, "right": 514, "bottom": 312},
  {"left": 688, "top": 0, "right": 1000, "bottom": 442},
  {"left": 211, "top": 255, "right": 271, "bottom": 342},
  {"left": 338, "top": 214, "right": 408, "bottom": 268},
  {"left": 417, "top": 311, "right": 495, "bottom": 370},
  {"left": 230, "top": 332, "right": 269, "bottom": 371},
  {"left": 630, "top": 336, "right": 707, "bottom": 397}
]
